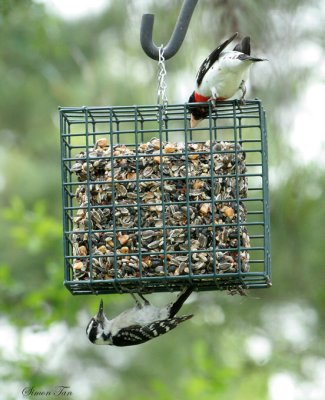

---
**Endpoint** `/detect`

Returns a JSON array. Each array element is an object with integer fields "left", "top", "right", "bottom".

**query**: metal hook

[{"left": 140, "top": 0, "right": 198, "bottom": 61}]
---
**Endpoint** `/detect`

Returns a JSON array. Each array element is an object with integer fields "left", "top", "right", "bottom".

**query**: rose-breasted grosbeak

[{"left": 188, "top": 32, "right": 266, "bottom": 127}]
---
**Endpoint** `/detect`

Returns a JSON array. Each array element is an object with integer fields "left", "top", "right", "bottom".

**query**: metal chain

[{"left": 157, "top": 45, "right": 168, "bottom": 109}]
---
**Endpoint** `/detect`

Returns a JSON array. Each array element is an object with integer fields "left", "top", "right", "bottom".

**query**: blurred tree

[{"left": 0, "top": 0, "right": 325, "bottom": 399}]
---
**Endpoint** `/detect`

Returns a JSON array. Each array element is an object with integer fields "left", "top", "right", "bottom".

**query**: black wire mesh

[{"left": 60, "top": 100, "right": 271, "bottom": 295}]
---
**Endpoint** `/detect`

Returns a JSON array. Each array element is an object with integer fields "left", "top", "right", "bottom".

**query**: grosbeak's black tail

[{"left": 233, "top": 36, "right": 251, "bottom": 55}]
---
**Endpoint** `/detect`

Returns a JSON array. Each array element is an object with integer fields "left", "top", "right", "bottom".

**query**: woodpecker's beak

[
  {"left": 96, "top": 299, "right": 105, "bottom": 322},
  {"left": 190, "top": 114, "right": 200, "bottom": 128}
]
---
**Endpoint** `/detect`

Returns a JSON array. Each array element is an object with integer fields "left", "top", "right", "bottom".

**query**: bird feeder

[
  {"left": 59, "top": 0, "right": 271, "bottom": 295},
  {"left": 60, "top": 101, "right": 271, "bottom": 295}
]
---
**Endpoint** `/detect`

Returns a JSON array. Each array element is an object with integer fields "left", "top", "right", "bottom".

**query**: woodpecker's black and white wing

[
  {"left": 196, "top": 32, "right": 238, "bottom": 86},
  {"left": 111, "top": 315, "right": 193, "bottom": 347}
]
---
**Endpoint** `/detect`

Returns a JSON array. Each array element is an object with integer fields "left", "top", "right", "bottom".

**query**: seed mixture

[{"left": 70, "top": 137, "right": 250, "bottom": 280}]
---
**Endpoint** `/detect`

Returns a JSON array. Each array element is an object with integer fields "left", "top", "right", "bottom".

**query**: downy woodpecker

[
  {"left": 188, "top": 32, "right": 266, "bottom": 127},
  {"left": 86, "top": 287, "right": 193, "bottom": 347}
]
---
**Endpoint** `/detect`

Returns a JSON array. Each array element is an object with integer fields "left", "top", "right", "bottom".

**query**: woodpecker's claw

[
  {"left": 138, "top": 293, "right": 150, "bottom": 305},
  {"left": 131, "top": 292, "right": 150, "bottom": 308}
]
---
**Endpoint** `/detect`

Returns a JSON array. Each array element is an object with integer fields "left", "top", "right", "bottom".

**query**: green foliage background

[{"left": 1, "top": 1, "right": 324, "bottom": 399}]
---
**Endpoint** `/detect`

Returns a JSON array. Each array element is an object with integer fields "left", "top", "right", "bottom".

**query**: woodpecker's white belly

[
  {"left": 109, "top": 305, "right": 169, "bottom": 336},
  {"left": 197, "top": 54, "right": 251, "bottom": 99}
]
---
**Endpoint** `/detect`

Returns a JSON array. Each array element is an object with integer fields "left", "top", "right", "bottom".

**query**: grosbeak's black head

[{"left": 188, "top": 91, "right": 209, "bottom": 128}]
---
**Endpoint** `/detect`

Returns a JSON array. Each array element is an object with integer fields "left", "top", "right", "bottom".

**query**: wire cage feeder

[{"left": 60, "top": 100, "right": 271, "bottom": 295}]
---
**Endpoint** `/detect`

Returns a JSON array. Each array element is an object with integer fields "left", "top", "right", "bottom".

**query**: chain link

[{"left": 157, "top": 45, "right": 168, "bottom": 109}]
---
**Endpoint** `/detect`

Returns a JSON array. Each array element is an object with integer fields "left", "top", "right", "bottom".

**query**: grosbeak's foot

[
  {"left": 209, "top": 98, "right": 217, "bottom": 109},
  {"left": 208, "top": 99, "right": 218, "bottom": 119},
  {"left": 237, "top": 80, "right": 247, "bottom": 108},
  {"left": 235, "top": 98, "right": 246, "bottom": 110}
]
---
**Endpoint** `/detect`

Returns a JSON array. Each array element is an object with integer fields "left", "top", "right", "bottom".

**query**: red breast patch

[
  {"left": 194, "top": 92, "right": 226, "bottom": 102},
  {"left": 194, "top": 92, "right": 210, "bottom": 102}
]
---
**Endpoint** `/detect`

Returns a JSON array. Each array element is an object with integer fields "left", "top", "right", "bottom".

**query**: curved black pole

[{"left": 140, "top": 0, "right": 198, "bottom": 61}]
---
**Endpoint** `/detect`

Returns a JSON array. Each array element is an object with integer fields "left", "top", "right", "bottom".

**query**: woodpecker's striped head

[{"left": 86, "top": 300, "right": 113, "bottom": 345}]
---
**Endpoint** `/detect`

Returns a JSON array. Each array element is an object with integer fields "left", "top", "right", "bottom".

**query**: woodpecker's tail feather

[
  {"left": 177, "top": 314, "right": 194, "bottom": 322},
  {"left": 168, "top": 287, "right": 193, "bottom": 318}
]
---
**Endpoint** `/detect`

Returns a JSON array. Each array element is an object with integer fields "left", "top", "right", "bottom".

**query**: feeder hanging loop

[
  {"left": 157, "top": 45, "right": 168, "bottom": 109},
  {"left": 140, "top": 0, "right": 198, "bottom": 61}
]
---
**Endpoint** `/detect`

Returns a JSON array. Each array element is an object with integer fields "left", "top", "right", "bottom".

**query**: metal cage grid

[{"left": 60, "top": 100, "right": 271, "bottom": 295}]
